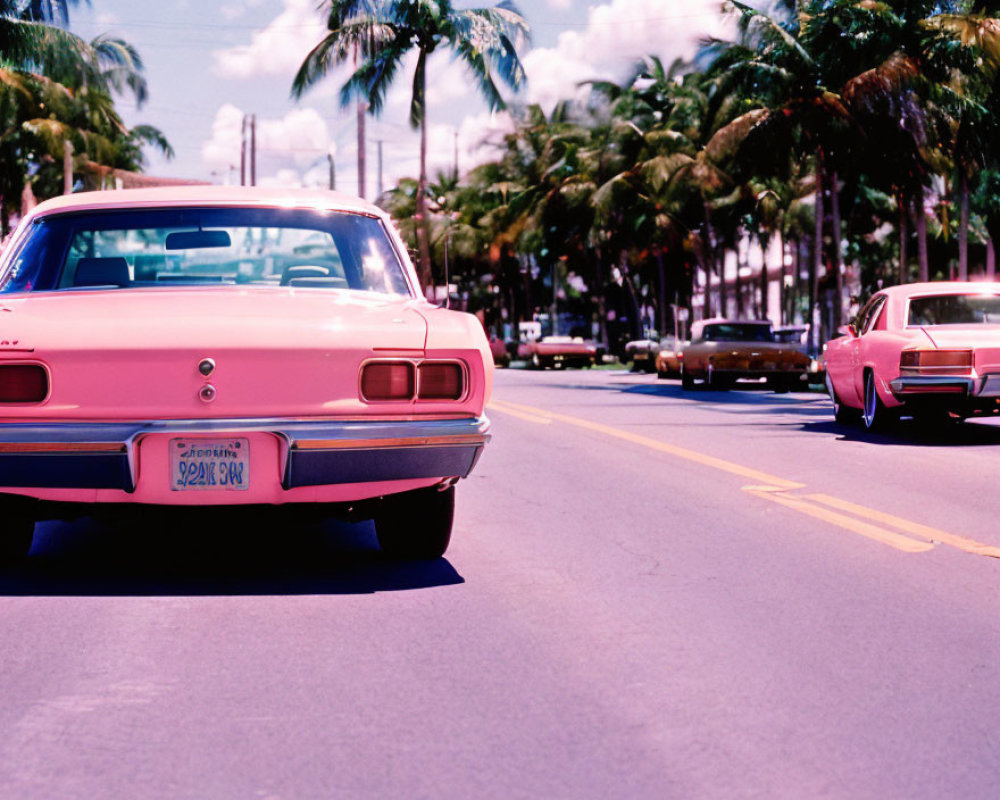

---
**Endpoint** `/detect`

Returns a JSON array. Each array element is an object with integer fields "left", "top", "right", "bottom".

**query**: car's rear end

[{"left": 0, "top": 187, "right": 492, "bottom": 561}]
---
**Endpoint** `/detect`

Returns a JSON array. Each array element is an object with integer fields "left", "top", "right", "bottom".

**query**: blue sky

[{"left": 70, "top": 0, "right": 726, "bottom": 195}]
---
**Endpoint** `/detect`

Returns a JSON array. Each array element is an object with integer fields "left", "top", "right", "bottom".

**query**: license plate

[{"left": 170, "top": 438, "right": 249, "bottom": 491}]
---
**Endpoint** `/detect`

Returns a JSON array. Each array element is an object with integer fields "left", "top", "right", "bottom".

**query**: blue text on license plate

[{"left": 170, "top": 438, "right": 250, "bottom": 491}]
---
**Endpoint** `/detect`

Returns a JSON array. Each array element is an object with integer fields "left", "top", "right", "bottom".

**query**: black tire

[
  {"left": 862, "top": 369, "right": 895, "bottom": 431},
  {"left": 375, "top": 485, "right": 454, "bottom": 559},
  {"left": 531, "top": 353, "right": 542, "bottom": 370},
  {"left": 656, "top": 369, "right": 668, "bottom": 380},
  {"left": 681, "top": 365, "right": 696, "bottom": 390},
  {"left": 706, "top": 363, "right": 729, "bottom": 391},
  {"left": 769, "top": 377, "right": 791, "bottom": 394},
  {"left": 826, "top": 374, "right": 856, "bottom": 424},
  {"left": 0, "top": 503, "right": 34, "bottom": 565}
]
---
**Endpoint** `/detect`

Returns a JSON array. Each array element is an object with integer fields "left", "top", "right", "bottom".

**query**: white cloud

[
  {"left": 202, "top": 105, "right": 332, "bottom": 175},
  {"left": 220, "top": 0, "right": 265, "bottom": 22},
  {"left": 525, "top": 0, "right": 726, "bottom": 110},
  {"left": 212, "top": 0, "right": 328, "bottom": 80}
]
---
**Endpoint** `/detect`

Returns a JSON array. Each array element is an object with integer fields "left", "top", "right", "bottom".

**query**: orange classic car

[{"left": 680, "top": 319, "right": 811, "bottom": 392}]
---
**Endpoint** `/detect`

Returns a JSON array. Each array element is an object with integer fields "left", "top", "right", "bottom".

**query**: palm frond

[
  {"left": 338, "top": 47, "right": 406, "bottom": 113},
  {"left": 291, "top": 20, "right": 397, "bottom": 98},
  {"left": 704, "top": 107, "right": 769, "bottom": 164}
]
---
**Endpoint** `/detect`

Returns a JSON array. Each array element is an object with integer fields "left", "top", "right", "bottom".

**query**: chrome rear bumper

[
  {"left": 888, "top": 374, "right": 1000, "bottom": 398},
  {"left": 0, "top": 415, "right": 490, "bottom": 491}
]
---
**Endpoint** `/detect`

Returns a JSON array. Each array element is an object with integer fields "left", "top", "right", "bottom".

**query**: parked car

[
  {"left": 625, "top": 338, "right": 659, "bottom": 372},
  {"left": 489, "top": 333, "right": 511, "bottom": 368},
  {"left": 824, "top": 281, "right": 1000, "bottom": 429},
  {"left": 518, "top": 336, "right": 598, "bottom": 369},
  {"left": 680, "top": 318, "right": 811, "bottom": 391},
  {"left": 0, "top": 186, "right": 493, "bottom": 563},
  {"left": 773, "top": 323, "right": 826, "bottom": 384},
  {"left": 655, "top": 338, "right": 687, "bottom": 379}
]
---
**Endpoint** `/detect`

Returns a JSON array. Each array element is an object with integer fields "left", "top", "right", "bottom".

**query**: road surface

[{"left": 2, "top": 368, "right": 1000, "bottom": 798}]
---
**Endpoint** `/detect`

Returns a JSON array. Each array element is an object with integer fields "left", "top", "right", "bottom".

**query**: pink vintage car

[
  {"left": 517, "top": 336, "right": 598, "bottom": 369},
  {"left": 825, "top": 281, "right": 1000, "bottom": 429},
  {"left": 0, "top": 186, "right": 492, "bottom": 562}
]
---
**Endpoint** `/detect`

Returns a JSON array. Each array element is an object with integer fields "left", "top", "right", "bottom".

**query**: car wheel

[
  {"left": 769, "top": 377, "right": 790, "bottom": 394},
  {"left": 681, "top": 365, "right": 696, "bottom": 390},
  {"left": 656, "top": 368, "right": 668, "bottom": 380},
  {"left": 862, "top": 369, "right": 895, "bottom": 431},
  {"left": 0, "top": 502, "right": 34, "bottom": 565},
  {"left": 375, "top": 485, "right": 454, "bottom": 560},
  {"left": 826, "top": 373, "right": 856, "bottom": 424},
  {"left": 706, "top": 363, "right": 728, "bottom": 391},
  {"left": 531, "top": 353, "right": 542, "bottom": 370}
]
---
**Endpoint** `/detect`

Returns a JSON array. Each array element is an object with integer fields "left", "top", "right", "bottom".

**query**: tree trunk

[
  {"left": 656, "top": 247, "right": 667, "bottom": 337},
  {"left": 735, "top": 243, "right": 744, "bottom": 317},
  {"left": 830, "top": 168, "right": 843, "bottom": 329},
  {"left": 414, "top": 67, "right": 433, "bottom": 294},
  {"left": 988, "top": 237, "right": 996, "bottom": 280},
  {"left": 592, "top": 250, "right": 609, "bottom": 348},
  {"left": 812, "top": 164, "right": 824, "bottom": 353},
  {"left": 718, "top": 250, "right": 728, "bottom": 318},
  {"left": 959, "top": 172, "right": 969, "bottom": 281},
  {"left": 914, "top": 185, "right": 929, "bottom": 282},
  {"left": 760, "top": 233, "right": 770, "bottom": 321},
  {"left": 898, "top": 192, "right": 908, "bottom": 285}
]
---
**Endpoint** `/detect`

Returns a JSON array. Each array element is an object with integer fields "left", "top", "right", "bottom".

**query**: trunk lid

[{"left": 0, "top": 287, "right": 428, "bottom": 420}]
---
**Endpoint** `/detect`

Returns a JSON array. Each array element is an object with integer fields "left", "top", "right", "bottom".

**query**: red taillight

[
  {"left": 900, "top": 349, "right": 974, "bottom": 375},
  {"left": 0, "top": 365, "right": 47, "bottom": 402},
  {"left": 417, "top": 362, "right": 464, "bottom": 400},
  {"left": 360, "top": 362, "right": 414, "bottom": 401}
]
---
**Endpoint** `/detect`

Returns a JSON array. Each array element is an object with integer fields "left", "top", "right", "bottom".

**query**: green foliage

[{"left": 0, "top": 1, "right": 170, "bottom": 230}]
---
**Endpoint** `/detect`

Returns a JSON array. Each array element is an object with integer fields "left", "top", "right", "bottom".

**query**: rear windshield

[
  {"left": 0, "top": 206, "right": 412, "bottom": 296},
  {"left": 908, "top": 294, "right": 1000, "bottom": 326},
  {"left": 701, "top": 323, "right": 773, "bottom": 342}
]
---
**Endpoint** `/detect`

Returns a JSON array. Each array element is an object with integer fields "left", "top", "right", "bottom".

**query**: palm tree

[
  {"left": 291, "top": 0, "right": 530, "bottom": 289},
  {"left": 0, "top": 3, "right": 166, "bottom": 230}
]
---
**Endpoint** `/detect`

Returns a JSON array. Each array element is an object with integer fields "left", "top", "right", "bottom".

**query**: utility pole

[
  {"left": 328, "top": 143, "right": 337, "bottom": 191},
  {"left": 240, "top": 115, "right": 247, "bottom": 186},
  {"left": 453, "top": 129, "right": 459, "bottom": 181},
  {"left": 250, "top": 114, "right": 257, "bottom": 187},
  {"left": 63, "top": 139, "right": 73, "bottom": 195},
  {"left": 376, "top": 139, "right": 384, "bottom": 199}
]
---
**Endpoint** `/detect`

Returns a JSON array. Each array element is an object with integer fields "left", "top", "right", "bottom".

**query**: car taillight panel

[
  {"left": 359, "top": 360, "right": 466, "bottom": 402},
  {"left": 360, "top": 361, "right": 415, "bottom": 401},
  {"left": 899, "top": 348, "right": 974, "bottom": 375},
  {"left": 0, "top": 364, "right": 48, "bottom": 402},
  {"left": 417, "top": 362, "right": 464, "bottom": 400}
]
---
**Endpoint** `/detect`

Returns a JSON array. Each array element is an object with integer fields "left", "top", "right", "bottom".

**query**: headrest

[
  {"left": 74, "top": 257, "right": 131, "bottom": 288},
  {"left": 280, "top": 265, "right": 330, "bottom": 285}
]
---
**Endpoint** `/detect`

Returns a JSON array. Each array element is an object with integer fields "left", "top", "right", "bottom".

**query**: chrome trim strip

[{"left": 0, "top": 415, "right": 490, "bottom": 491}]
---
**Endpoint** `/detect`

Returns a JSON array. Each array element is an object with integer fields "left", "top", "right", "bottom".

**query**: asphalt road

[{"left": 4, "top": 368, "right": 1000, "bottom": 798}]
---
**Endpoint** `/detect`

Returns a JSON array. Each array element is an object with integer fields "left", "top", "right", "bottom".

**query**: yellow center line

[
  {"left": 744, "top": 487, "right": 935, "bottom": 553},
  {"left": 488, "top": 400, "right": 552, "bottom": 425},
  {"left": 491, "top": 398, "right": 804, "bottom": 490},
  {"left": 490, "top": 397, "right": 1000, "bottom": 560},
  {"left": 805, "top": 493, "right": 1000, "bottom": 559}
]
